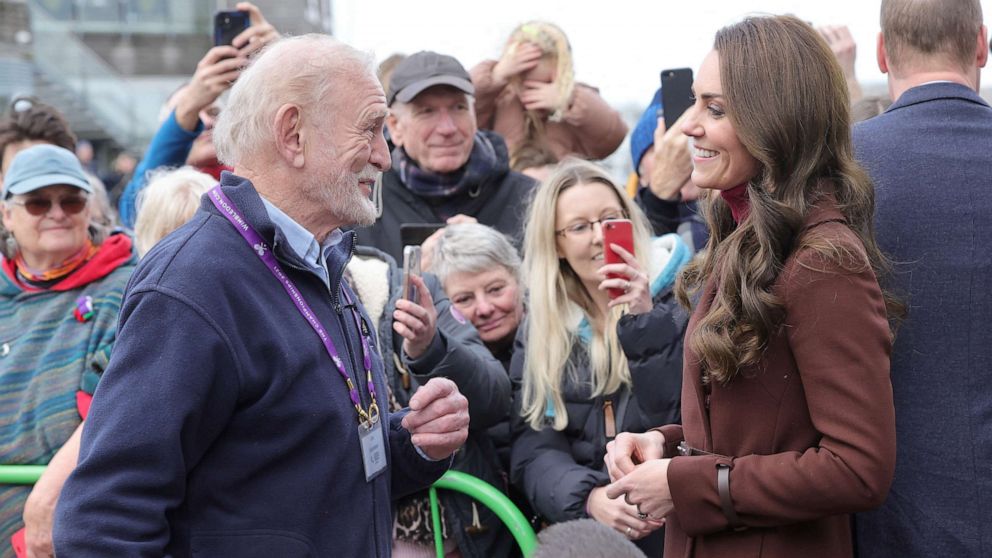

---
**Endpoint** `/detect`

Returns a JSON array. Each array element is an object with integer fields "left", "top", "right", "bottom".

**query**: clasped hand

[{"left": 603, "top": 431, "right": 675, "bottom": 522}]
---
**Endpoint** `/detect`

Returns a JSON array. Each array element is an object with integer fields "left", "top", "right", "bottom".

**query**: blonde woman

[
  {"left": 470, "top": 22, "right": 627, "bottom": 170},
  {"left": 510, "top": 159, "right": 690, "bottom": 555},
  {"left": 133, "top": 167, "right": 214, "bottom": 256}
]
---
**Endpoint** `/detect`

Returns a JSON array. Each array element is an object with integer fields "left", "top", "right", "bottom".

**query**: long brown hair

[{"left": 676, "top": 15, "right": 904, "bottom": 385}]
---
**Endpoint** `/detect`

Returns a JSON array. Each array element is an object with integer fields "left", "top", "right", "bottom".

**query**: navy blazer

[{"left": 853, "top": 82, "right": 992, "bottom": 557}]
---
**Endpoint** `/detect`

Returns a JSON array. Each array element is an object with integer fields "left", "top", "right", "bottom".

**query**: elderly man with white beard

[{"left": 52, "top": 35, "right": 470, "bottom": 558}]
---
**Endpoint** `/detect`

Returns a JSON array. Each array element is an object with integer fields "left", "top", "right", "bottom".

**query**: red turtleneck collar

[{"left": 720, "top": 183, "right": 750, "bottom": 224}]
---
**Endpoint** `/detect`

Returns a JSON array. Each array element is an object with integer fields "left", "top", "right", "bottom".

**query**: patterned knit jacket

[{"left": 0, "top": 234, "right": 136, "bottom": 551}]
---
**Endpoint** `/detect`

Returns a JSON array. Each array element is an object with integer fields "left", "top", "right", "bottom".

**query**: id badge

[{"left": 359, "top": 420, "right": 387, "bottom": 482}]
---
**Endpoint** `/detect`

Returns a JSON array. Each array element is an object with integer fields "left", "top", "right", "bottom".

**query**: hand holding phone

[{"left": 603, "top": 219, "right": 635, "bottom": 299}]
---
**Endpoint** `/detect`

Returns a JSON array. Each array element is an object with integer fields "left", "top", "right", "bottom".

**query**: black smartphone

[
  {"left": 399, "top": 223, "right": 445, "bottom": 248},
  {"left": 660, "top": 68, "right": 694, "bottom": 131},
  {"left": 213, "top": 10, "right": 250, "bottom": 47}
]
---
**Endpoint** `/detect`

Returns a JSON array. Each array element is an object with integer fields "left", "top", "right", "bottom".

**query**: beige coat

[{"left": 470, "top": 59, "right": 628, "bottom": 162}]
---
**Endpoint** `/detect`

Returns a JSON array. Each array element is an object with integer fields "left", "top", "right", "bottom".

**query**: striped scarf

[
  {"left": 392, "top": 133, "right": 499, "bottom": 220},
  {"left": 14, "top": 239, "right": 97, "bottom": 284}
]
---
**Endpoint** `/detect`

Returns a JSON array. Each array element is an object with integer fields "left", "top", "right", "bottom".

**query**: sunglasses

[{"left": 8, "top": 195, "right": 89, "bottom": 216}]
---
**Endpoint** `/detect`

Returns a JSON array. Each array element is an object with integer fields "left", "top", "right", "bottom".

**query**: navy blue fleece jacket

[{"left": 53, "top": 173, "right": 449, "bottom": 557}]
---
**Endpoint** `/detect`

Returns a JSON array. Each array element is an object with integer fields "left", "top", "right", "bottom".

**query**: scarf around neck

[
  {"left": 4, "top": 234, "right": 134, "bottom": 292},
  {"left": 14, "top": 238, "right": 98, "bottom": 284},
  {"left": 392, "top": 132, "right": 500, "bottom": 202}
]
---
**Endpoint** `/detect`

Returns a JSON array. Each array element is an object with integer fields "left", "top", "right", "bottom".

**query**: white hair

[
  {"left": 134, "top": 166, "right": 215, "bottom": 256},
  {"left": 213, "top": 34, "right": 376, "bottom": 166},
  {"left": 431, "top": 223, "right": 521, "bottom": 285}
]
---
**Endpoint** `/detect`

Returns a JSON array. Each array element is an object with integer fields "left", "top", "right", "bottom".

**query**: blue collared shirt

[
  {"left": 260, "top": 196, "right": 344, "bottom": 289},
  {"left": 259, "top": 196, "right": 442, "bottom": 463}
]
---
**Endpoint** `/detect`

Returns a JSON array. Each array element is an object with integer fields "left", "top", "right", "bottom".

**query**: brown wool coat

[
  {"left": 470, "top": 60, "right": 628, "bottom": 162},
  {"left": 656, "top": 201, "right": 896, "bottom": 558}
]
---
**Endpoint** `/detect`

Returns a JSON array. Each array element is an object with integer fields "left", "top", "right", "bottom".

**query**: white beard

[{"left": 304, "top": 164, "right": 380, "bottom": 227}]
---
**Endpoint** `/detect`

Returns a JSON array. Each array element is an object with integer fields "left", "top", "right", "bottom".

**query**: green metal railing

[
  {"left": 0, "top": 466, "right": 537, "bottom": 557},
  {"left": 0, "top": 466, "right": 45, "bottom": 485},
  {"left": 429, "top": 470, "right": 536, "bottom": 557}
]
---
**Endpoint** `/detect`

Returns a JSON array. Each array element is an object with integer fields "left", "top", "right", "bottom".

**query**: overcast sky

[{"left": 331, "top": 0, "right": 992, "bottom": 110}]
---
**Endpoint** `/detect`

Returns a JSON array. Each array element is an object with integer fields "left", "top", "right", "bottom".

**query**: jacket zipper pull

[
  {"left": 604, "top": 399, "right": 616, "bottom": 439},
  {"left": 464, "top": 502, "right": 489, "bottom": 535}
]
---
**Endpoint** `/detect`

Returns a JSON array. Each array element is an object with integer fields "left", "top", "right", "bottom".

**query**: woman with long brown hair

[{"left": 603, "top": 15, "right": 902, "bottom": 558}]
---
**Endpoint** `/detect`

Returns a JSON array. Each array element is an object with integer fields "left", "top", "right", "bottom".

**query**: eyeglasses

[
  {"left": 555, "top": 211, "right": 627, "bottom": 237},
  {"left": 8, "top": 195, "right": 89, "bottom": 216}
]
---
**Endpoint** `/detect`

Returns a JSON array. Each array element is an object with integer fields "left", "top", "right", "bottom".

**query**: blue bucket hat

[
  {"left": 630, "top": 88, "right": 662, "bottom": 175},
  {"left": 2, "top": 144, "right": 92, "bottom": 199}
]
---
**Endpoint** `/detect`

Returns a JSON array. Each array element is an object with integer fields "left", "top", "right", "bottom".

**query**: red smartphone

[{"left": 603, "top": 219, "right": 634, "bottom": 299}]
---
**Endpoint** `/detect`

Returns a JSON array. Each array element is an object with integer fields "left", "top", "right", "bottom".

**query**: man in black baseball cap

[
  {"left": 386, "top": 51, "right": 475, "bottom": 106},
  {"left": 357, "top": 51, "right": 535, "bottom": 263}
]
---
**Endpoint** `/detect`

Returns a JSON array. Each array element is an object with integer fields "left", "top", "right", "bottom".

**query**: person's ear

[
  {"left": 977, "top": 25, "right": 989, "bottom": 68},
  {"left": 1, "top": 202, "right": 14, "bottom": 230},
  {"left": 386, "top": 111, "right": 403, "bottom": 147},
  {"left": 876, "top": 32, "right": 889, "bottom": 74},
  {"left": 273, "top": 104, "right": 305, "bottom": 168}
]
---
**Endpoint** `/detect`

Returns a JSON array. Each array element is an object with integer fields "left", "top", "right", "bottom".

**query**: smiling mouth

[
  {"left": 692, "top": 146, "right": 718, "bottom": 159},
  {"left": 479, "top": 318, "right": 504, "bottom": 331}
]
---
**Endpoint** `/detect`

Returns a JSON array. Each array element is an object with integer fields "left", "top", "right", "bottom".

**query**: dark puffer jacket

[
  {"left": 348, "top": 246, "right": 516, "bottom": 558},
  {"left": 509, "top": 235, "right": 690, "bottom": 556},
  {"left": 355, "top": 130, "right": 536, "bottom": 263}
]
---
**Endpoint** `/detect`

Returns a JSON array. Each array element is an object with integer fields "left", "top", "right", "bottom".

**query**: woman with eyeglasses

[
  {"left": 509, "top": 158, "right": 691, "bottom": 555},
  {"left": 0, "top": 145, "right": 136, "bottom": 557}
]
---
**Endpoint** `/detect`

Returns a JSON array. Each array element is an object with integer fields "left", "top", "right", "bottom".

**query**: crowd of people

[{"left": 0, "top": 0, "right": 989, "bottom": 557}]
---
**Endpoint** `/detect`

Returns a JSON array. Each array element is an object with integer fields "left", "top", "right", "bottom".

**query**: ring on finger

[
  {"left": 637, "top": 503, "right": 648, "bottom": 520},
  {"left": 625, "top": 526, "right": 633, "bottom": 538},
  {"left": 623, "top": 280, "right": 631, "bottom": 293}
]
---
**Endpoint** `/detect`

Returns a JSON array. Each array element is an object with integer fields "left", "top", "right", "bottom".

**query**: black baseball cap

[{"left": 387, "top": 51, "right": 475, "bottom": 106}]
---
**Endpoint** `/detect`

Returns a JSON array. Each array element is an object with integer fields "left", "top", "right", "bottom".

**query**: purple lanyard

[{"left": 208, "top": 186, "right": 379, "bottom": 426}]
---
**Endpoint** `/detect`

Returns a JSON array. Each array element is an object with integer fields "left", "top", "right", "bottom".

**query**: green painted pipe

[
  {"left": 0, "top": 465, "right": 46, "bottom": 485},
  {"left": 429, "top": 486, "right": 445, "bottom": 557},
  {"left": 2, "top": 467, "right": 540, "bottom": 557},
  {"left": 430, "top": 470, "right": 537, "bottom": 557}
]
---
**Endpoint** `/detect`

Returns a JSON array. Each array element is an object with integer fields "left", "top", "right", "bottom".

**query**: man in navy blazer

[{"left": 852, "top": 1, "right": 992, "bottom": 556}]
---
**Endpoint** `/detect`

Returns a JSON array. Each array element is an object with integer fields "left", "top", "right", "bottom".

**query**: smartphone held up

[
  {"left": 660, "top": 68, "right": 694, "bottom": 131},
  {"left": 402, "top": 245, "right": 422, "bottom": 303},
  {"left": 214, "top": 10, "right": 250, "bottom": 47},
  {"left": 602, "top": 219, "right": 634, "bottom": 299}
]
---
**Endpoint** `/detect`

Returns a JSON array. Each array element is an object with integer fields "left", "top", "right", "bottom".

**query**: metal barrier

[
  {"left": 0, "top": 466, "right": 539, "bottom": 557},
  {"left": 0, "top": 466, "right": 45, "bottom": 485},
  {"left": 429, "top": 470, "right": 537, "bottom": 557}
]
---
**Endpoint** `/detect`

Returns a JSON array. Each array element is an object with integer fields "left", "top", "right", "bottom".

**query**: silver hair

[
  {"left": 431, "top": 222, "right": 522, "bottom": 285},
  {"left": 213, "top": 34, "right": 376, "bottom": 166}
]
